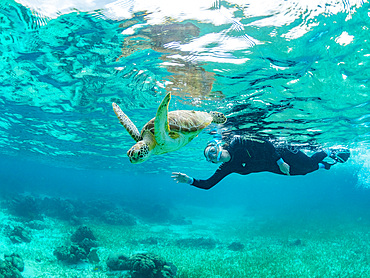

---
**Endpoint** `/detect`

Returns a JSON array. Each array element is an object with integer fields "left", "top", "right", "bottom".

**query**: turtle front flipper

[
  {"left": 154, "top": 93, "right": 172, "bottom": 146},
  {"left": 112, "top": 102, "right": 142, "bottom": 142}
]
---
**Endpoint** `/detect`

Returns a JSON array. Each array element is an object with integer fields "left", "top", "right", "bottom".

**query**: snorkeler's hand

[
  {"left": 279, "top": 162, "right": 290, "bottom": 176},
  {"left": 171, "top": 172, "right": 193, "bottom": 184}
]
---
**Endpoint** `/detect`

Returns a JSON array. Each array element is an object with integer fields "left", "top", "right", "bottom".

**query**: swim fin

[{"left": 329, "top": 148, "right": 350, "bottom": 163}]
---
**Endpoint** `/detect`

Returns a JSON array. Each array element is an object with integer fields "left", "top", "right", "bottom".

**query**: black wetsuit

[{"left": 191, "top": 135, "right": 327, "bottom": 190}]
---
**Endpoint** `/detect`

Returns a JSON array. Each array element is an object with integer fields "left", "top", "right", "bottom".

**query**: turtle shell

[{"left": 141, "top": 110, "right": 212, "bottom": 139}]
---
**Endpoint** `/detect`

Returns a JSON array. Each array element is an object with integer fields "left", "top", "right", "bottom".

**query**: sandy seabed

[{"left": 1, "top": 203, "right": 370, "bottom": 278}]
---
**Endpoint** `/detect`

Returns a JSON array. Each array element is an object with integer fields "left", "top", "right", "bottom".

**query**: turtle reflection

[{"left": 117, "top": 21, "right": 224, "bottom": 101}]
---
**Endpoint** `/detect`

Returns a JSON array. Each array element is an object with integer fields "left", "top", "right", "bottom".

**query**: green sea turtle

[{"left": 112, "top": 92, "right": 227, "bottom": 164}]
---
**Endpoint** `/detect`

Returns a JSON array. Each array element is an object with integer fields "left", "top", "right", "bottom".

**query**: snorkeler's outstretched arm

[
  {"left": 172, "top": 172, "right": 193, "bottom": 184},
  {"left": 172, "top": 164, "right": 232, "bottom": 190}
]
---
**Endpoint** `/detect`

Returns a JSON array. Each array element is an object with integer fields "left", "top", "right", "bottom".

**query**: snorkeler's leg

[
  {"left": 310, "top": 151, "right": 328, "bottom": 164},
  {"left": 311, "top": 148, "right": 350, "bottom": 170},
  {"left": 282, "top": 150, "right": 320, "bottom": 175},
  {"left": 325, "top": 148, "right": 351, "bottom": 163}
]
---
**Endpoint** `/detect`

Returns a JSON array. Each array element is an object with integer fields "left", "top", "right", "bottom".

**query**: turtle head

[
  {"left": 210, "top": 111, "right": 227, "bottom": 124},
  {"left": 127, "top": 141, "right": 152, "bottom": 164}
]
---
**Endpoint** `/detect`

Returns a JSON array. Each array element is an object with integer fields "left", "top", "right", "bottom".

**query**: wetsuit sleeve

[
  {"left": 262, "top": 139, "right": 281, "bottom": 162},
  {"left": 191, "top": 164, "right": 232, "bottom": 190}
]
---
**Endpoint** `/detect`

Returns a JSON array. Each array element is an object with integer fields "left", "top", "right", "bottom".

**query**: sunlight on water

[{"left": 0, "top": 0, "right": 368, "bottom": 185}]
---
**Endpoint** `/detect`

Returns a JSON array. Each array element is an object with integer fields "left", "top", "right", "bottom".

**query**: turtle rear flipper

[
  {"left": 154, "top": 93, "right": 172, "bottom": 146},
  {"left": 112, "top": 102, "right": 142, "bottom": 142}
]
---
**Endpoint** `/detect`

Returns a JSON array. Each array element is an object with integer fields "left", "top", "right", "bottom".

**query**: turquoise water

[
  {"left": 1, "top": 0, "right": 370, "bottom": 277},
  {"left": 1, "top": 0, "right": 370, "bottom": 173}
]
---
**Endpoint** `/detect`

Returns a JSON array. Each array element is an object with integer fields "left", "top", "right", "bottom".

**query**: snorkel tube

[
  {"left": 205, "top": 127, "right": 224, "bottom": 162},
  {"left": 204, "top": 139, "right": 222, "bottom": 162}
]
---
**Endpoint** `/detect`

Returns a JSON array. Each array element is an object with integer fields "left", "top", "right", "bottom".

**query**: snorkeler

[{"left": 171, "top": 135, "right": 350, "bottom": 190}]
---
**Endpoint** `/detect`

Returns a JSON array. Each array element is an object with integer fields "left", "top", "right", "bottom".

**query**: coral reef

[
  {"left": 130, "top": 203, "right": 173, "bottom": 223},
  {"left": 25, "top": 220, "right": 47, "bottom": 230},
  {"left": 53, "top": 245, "right": 87, "bottom": 264},
  {"left": 0, "top": 253, "right": 24, "bottom": 278},
  {"left": 130, "top": 254, "right": 157, "bottom": 278},
  {"left": 87, "top": 248, "right": 100, "bottom": 264},
  {"left": 6, "top": 195, "right": 41, "bottom": 220},
  {"left": 101, "top": 209, "right": 137, "bottom": 226},
  {"left": 288, "top": 239, "right": 303, "bottom": 246},
  {"left": 2, "top": 194, "right": 137, "bottom": 226},
  {"left": 54, "top": 226, "right": 98, "bottom": 264},
  {"left": 106, "top": 254, "right": 131, "bottom": 271},
  {"left": 8, "top": 226, "right": 32, "bottom": 244},
  {"left": 227, "top": 241, "right": 245, "bottom": 251},
  {"left": 4, "top": 253, "right": 24, "bottom": 272},
  {"left": 0, "top": 260, "right": 22, "bottom": 278},
  {"left": 106, "top": 253, "right": 177, "bottom": 278},
  {"left": 84, "top": 199, "right": 116, "bottom": 218},
  {"left": 40, "top": 197, "right": 80, "bottom": 222},
  {"left": 71, "top": 225, "right": 96, "bottom": 243},
  {"left": 2, "top": 190, "right": 370, "bottom": 277}
]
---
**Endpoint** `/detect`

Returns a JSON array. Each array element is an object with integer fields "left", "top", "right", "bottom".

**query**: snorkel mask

[{"left": 204, "top": 140, "right": 223, "bottom": 163}]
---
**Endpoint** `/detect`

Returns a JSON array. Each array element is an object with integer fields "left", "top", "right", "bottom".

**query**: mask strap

[
  {"left": 208, "top": 139, "right": 219, "bottom": 145},
  {"left": 216, "top": 146, "right": 222, "bottom": 162}
]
